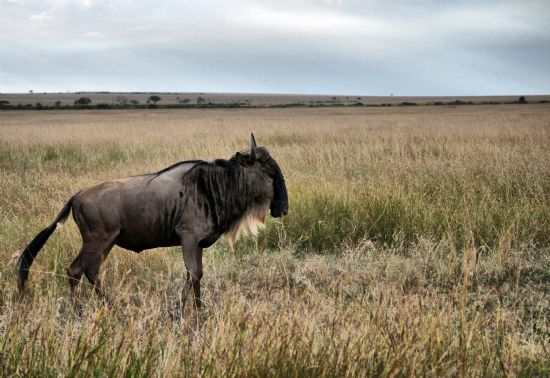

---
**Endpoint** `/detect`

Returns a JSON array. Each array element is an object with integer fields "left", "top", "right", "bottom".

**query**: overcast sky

[{"left": 1, "top": 0, "right": 549, "bottom": 95}]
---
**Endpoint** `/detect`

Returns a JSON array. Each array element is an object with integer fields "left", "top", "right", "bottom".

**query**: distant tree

[
  {"left": 0, "top": 100, "right": 10, "bottom": 107},
  {"left": 517, "top": 96, "right": 527, "bottom": 104},
  {"left": 129, "top": 99, "right": 140, "bottom": 106},
  {"left": 54, "top": 100, "right": 62, "bottom": 108},
  {"left": 115, "top": 95, "right": 129, "bottom": 106},
  {"left": 35, "top": 102, "right": 44, "bottom": 109},
  {"left": 74, "top": 97, "right": 92, "bottom": 106},
  {"left": 196, "top": 96, "right": 206, "bottom": 106},
  {"left": 451, "top": 100, "right": 467, "bottom": 105},
  {"left": 148, "top": 95, "right": 161, "bottom": 104},
  {"left": 29, "top": 90, "right": 33, "bottom": 94}
]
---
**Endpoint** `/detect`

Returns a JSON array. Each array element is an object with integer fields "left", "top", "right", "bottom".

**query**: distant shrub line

[
  {"left": 0, "top": 96, "right": 546, "bottom": 110},
  {"left": 0, "top": 102, "right": 253, "bottom": 110}
]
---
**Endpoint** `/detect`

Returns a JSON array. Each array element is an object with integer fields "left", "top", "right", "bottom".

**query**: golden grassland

[{"left": 0, "top": 105, "right": 549, "bottom": 376}]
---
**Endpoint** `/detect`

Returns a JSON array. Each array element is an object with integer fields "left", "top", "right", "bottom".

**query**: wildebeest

[{"left": 18, "top": 134, "right": 288, "bottom": 310}]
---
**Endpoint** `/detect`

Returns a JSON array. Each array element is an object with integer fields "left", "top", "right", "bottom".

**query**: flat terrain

[
  {"left": 2, "top": 92, "right": 550, "bottom": 106},
  {"left": 1, "top": 105, "right": 549, "bottom": 376}
]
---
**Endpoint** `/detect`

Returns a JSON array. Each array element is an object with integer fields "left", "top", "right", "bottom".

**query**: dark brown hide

[{"left": 18, "top": 138, "right": 288, "bottom": 311}]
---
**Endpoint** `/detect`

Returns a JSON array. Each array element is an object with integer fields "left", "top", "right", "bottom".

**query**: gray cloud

[{"left": 0, "top": 0, "right": 549, "bottom": 94}]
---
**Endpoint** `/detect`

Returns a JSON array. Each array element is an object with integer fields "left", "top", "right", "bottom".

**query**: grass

[{"left": 0, "top": 105, "right": 549, "bottom": 376}]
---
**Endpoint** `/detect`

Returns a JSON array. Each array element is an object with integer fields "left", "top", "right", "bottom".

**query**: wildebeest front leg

[{"left": 180, "top": 235, "right": 203, "bottom": 310}]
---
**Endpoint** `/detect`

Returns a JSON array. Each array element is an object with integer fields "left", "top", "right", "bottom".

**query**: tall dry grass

[{"left": 1, "top": 105, "right": 549, "bottom": 376}]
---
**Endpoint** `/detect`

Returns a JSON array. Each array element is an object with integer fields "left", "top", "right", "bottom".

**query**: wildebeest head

[{"left": 233, "top": 134, "right": 289, "bottom": 218}]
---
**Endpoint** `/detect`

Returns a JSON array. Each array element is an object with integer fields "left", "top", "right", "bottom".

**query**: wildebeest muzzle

[{"left": 270, "top": 161, "right": 288, "bottom": 218}]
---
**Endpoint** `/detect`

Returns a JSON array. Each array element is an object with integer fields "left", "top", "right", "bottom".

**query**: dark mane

[
  {"left": 148, "top": 159, "right": 207, "bottom": 180},
  {"left": 235, "top": 148, "right": 272, "bottom": 164},
  {"left": 212, "top": 158, "right": 234, "bottom": 168},
  {"left": 150, "top": 153, "right": 249, "bottom": 179}
]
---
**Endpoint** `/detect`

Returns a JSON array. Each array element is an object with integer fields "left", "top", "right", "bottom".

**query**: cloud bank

[{"left": 1, "top": 0, "right": 549, "bottom": 94}]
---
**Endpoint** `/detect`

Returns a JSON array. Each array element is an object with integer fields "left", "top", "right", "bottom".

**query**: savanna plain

[{"left": 0, "top": 105, "right": 549, "bottom": 377}]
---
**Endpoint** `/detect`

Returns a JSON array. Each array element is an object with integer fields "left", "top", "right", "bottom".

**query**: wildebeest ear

[{"left": 250, "top": 133, "right": 257, "bottom": 162}]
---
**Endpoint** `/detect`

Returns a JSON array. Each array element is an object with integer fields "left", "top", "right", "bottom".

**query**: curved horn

[{"left": 250, "top": 133, "right": 257, "bottom": 161}]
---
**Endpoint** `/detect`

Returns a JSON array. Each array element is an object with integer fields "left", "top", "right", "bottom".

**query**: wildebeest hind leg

[
  {"left": 81, "top": 239, "right": 115, "bottom": 302},
  {"left": 67, "top": 251, "right": 84, "bottom": 313}
]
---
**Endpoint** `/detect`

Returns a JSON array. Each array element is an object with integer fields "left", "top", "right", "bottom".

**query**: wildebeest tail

[{"left": 18, "top": 195, "right": 76, "bottom": 293}]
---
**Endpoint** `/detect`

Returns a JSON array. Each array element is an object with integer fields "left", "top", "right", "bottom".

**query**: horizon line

[{"left": 2, "top": 91, "right": 549, "bottom": 97}]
